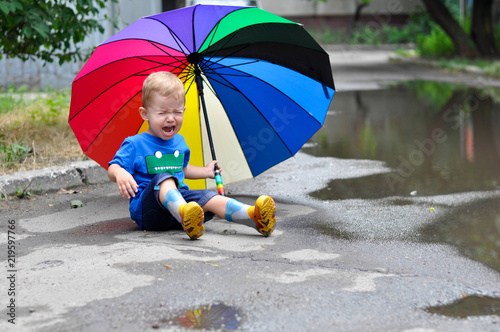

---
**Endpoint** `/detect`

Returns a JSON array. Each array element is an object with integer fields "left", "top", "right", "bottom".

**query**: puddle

[
  {"left": 74, "top": 218, "right": 138, "bottom": 237},
  {"left": 425, "top": 295, "right": 500, "bottom": 318},
  {"left": 304, "top": 82, "right": 500, "bottom": 274},
  {"left": 420, "top": 197, "right": 500, "bottom": 272},
  {"left": 304, "top": 82, "right": 500, "bottom": 199},
  {"left": 158, "top": 303, "right": 243, "bottom": 330},
  {"left": 311, "top": 173, "right": 413, "bottom": 200}
]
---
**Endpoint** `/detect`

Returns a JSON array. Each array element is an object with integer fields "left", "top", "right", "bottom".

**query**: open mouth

[{"left": 163, "top": 126, "right": 175, "bottom": 134}]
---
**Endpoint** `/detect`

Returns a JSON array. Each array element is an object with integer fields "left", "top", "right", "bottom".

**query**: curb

[{"left": 0, "top": 161, "right": 109, "bottom": 198}]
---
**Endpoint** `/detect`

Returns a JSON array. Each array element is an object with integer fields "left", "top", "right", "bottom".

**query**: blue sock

[
  {"left": 225, "top": 198, "right": 254, "bottom": 228},
  {"left": 162, "top": 189, "right": 186, "bottom": 223}
]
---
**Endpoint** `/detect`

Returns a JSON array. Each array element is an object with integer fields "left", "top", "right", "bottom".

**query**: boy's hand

[
  {"left": 184, "top": 160, "right": 220, "bottom": 180},
  {"left": 109, "top": 164, "right": 138, "bottom": 198},
  {"left": 206, "top": 160, "right": 219, "bottom": 179},
  {"left": 116, "top": 170, "right": 139, "bottom": 198}
]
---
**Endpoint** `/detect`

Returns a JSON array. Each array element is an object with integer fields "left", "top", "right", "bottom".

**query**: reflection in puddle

[
  {"left": 420, "top": 198, "right": 500, "bottom": 272},
  {"left": 169, "top": 303, "right": 242, "bottom": 330},
  {"left": 425, "top": 295, "right": 500, "bottom": 318},
  {"left": 311, "top": 170, "right": 500, "bottom": 200},
  {"left": 304, "top": 82, "right": 500, "bottom": 199},
  {"left": 311, "top": 173, "right": 412, "bottom": 200}
]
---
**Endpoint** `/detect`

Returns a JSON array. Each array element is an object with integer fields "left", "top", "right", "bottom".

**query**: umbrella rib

[
  {"left": 201, "top": 31, "right": 242, "bottom": 65},
  {"left": 165, "top": 27, "right": 191, "bottom": 55},
  {"left": 201, "top": 69, "right": 297, "bottom": 161},
  {"left": 83, "top": 91, "right": 143, "bottom": 154},
  {"left": 69, "top": 61, "right": 176, "bottom": 122},
  {"left": 196, "top": 7, "right": 244, "bottom": 54},
  {"left": 141, "top": 41, "right": 201, "bottom": 93},
  {"left": 146, "top": 15, "right": 192, "bottom": 55},
  {"left": 148, "top": 40, "right": 186, "bottom": 58},
  {"left": 189, "top": 72, "right": 256, "bottom": 175},
  {"left": 145, "top": 41, "right": 193, "bottom": 71},
  {"left": 191, "top": 6, "right": 197, "bottom": 51},
  {"left": 198, "top": 58, "right": 259, "bottom": 93},
  {"left": 201, "top": 58, "right": 328, "bottom": 129},
  {"left": 203, "top": 58, "right": 260, "bottom": 75},
  {"left": 183, "top": 72, "right": 197, "bottom": 94},
  {"left": 202, "top": 64, "right": 328, "bottom": 160},
  {"left": 70, "top": 40, "right": 192, "bottom": 122},
  {"left": 136, "top": 56, "right": 188, "bottom": 73}
]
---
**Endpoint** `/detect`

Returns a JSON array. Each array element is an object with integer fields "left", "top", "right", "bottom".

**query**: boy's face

[{"left": 139, "top": 91, "right": 185, "bottom": 140}]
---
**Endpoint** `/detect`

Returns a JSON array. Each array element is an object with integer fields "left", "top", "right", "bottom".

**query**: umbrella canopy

[{"left": 69, "top": 4, "right": 335, "bottom": 190}]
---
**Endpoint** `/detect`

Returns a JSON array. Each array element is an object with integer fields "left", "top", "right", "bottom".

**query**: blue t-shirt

[{"left": 109, "top": 132, "right": 190, "bottom": 223}]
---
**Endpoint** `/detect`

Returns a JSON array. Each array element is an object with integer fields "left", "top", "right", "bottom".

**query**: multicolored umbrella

[{"left": 69, "top": 4, "right": 335, "bottom": 191}]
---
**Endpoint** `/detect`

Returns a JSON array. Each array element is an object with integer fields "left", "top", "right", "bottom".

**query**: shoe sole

[
  {"left": 182, "top": 202, "right": 204, "bottom": 240},
  {"left": 255, "top": 196, "right": 276, "bottom": 237}
]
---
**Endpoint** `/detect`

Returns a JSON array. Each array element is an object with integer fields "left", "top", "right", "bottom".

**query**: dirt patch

[{"left": 0, "top": 90, "right": 86, "bottom": 176}]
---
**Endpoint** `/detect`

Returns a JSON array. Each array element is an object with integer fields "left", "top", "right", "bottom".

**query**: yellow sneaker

[
  {"left": 180, "top": 202, "right": 204, "bottom": 240},
  {"left": 250, "top": 195, "right": 276, "bottom": 237}
]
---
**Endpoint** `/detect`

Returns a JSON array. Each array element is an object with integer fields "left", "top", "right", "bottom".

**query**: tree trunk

[
  {"left": 471, "top": 0, "right": 498, "bottom": 56},
  {"left": 420, "top": 0, "right": 480, "bottom": 58},
  {"left": 353, "top": 3, "right": 369, "bottom": 25},
  {"left": 349, "top": 2, "right": 369, "bottom": 38}
]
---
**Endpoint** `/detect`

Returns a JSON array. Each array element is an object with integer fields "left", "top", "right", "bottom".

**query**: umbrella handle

[{"left": 214, "top": 164, "right": 225, "bottom": 196}]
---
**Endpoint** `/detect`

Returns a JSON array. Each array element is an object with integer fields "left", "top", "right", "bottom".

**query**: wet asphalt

[{"left": 1, "top": 46, "right": 500, "bottom": 331}]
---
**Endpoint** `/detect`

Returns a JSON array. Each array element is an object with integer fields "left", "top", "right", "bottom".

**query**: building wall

[
  {"left": 1, "top": 0, "right": 423, "bottom": 90},
  {"left": 264, "top": 0, "right": 424, "bottom": 30},
  {"left": 261, "top": 0, "right": 423, "bottom": 17}
]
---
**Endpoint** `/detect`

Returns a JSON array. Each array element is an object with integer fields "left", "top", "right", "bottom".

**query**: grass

[{"left": 0, "top": 88, "right": 86, "bottom": 176}]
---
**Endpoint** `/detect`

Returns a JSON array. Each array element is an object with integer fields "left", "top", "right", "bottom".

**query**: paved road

[{"left": 1, "top": 47, "right": 500, "bottom": 331}]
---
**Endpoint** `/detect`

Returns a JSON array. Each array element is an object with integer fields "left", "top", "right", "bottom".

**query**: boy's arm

[
  {"left": 184, "top": 160, "right": 218, "bottom": 180},
  {"left": 108, "top": 163, "right": 138, "bottom": 198}
]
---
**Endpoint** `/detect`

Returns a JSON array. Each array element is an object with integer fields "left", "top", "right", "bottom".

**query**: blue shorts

[{"left": 140, "top": 173, "right": 217, "bottom": 231}]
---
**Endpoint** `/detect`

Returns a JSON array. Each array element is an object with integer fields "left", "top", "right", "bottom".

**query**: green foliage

[
  {"left": 0, "top": 84, "right": 31, "bottom": 114},
  {"left": 350, "top": 26, "right": 382, "bottom": 45},
  {"left": 360, "top": 125, "right": 377, "bottom": 158},
  {"left": 15, "top": 183, "right": 32, "bottom": 199},
  {"left": 406, "top": 11, "right": 434, "bottom": 35},
  {"left": 319, "top": 29, "right": 344, "bottom": 44},
  {"left": 495, "top": 24, "right": 500, "bottom": 50},
  {"left": 417, "top": 25, "right": 455, "bottom": 57},
  {"left": 0, "top": 0, "right": 117, "bottom": 65},
  {"left": 0, "top": 87, "right": 22, "bottom": 114},
  {"left": 29, "top": 89, "right": 71, "bottom": 125},
  {"left": 0, "top": 137, "right": 31, "bottom": 166},
  {"left": 349, "top": 24, "right": 424, "bottom": 45},
  {"left": 307, "top": 4, "right": 442, "bottom": 46},
  {"left": 405, "top": 81, "right": 457, "bottom": 109},
  {"left": 484, "top": 62, "right": 500, "bottom": 79},
  {"left": 441, "top": 0, "right": 461, "bottom": 20},
  {"left": 400, "top": 81, "right": 500, "bottom": 113}
]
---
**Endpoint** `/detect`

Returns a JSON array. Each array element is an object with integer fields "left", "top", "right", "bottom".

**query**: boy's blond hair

[{"left": 142, "top": 71, "right": 185, "bottom": 108}]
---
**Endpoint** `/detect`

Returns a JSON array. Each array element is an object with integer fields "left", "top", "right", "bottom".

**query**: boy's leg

[
  {"left": 159, "top": 178, "right": 204, "bottom": 240},
  {"left": 203, "top": 195, "right": 277, "bottom": 237}
]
